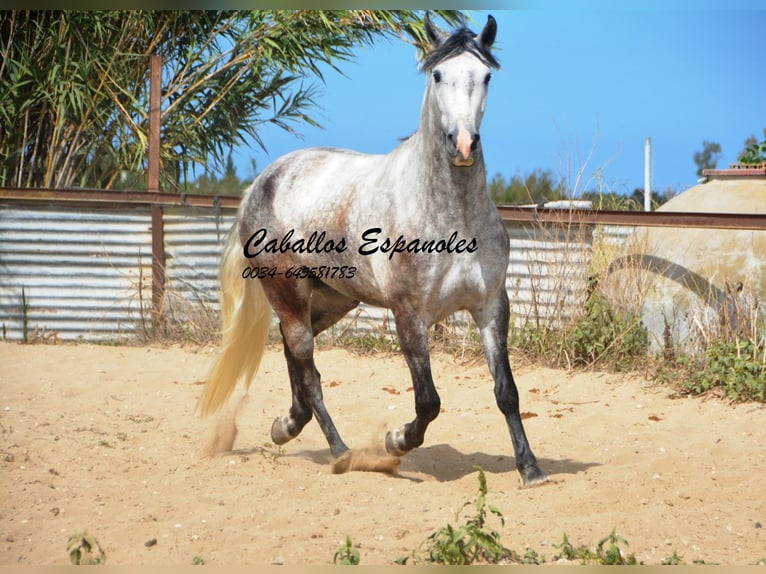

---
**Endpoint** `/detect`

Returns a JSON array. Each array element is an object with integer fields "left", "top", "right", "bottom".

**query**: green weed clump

[
  {"left": 398, "top": 467, "right": 514, "bottom": 565},
  {"left": 568, "top": 290, "right": 649, "bottom": 370},
  {"left": 509, "top": 287, "right": 649, "bottom": 372},
  {"left": 553, "top": 529, "right": 638, "bottom": 565},
  {"left": 657, "top": 286, "right": 766, "bottom": 403},
  {"left": 668, "top": 339, "right": 766, "bottom": 402},
  {"left": 333, "top": 536, "right": 360, "bottom": 565}
]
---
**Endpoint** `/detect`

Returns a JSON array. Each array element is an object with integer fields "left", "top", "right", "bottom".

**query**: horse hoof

[
  {"left": 384, "top": 428, "right": 408, "bottom": 457},
  {"left": 519, "top": 464, "right": 549, "bottom": 488},
  {"left": 270, "top": 415, "right": 296, "bottom": 445}
]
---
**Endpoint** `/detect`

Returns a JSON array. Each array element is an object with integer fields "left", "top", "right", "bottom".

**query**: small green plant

[
  {"left": 521, "top": 547, "right": 544, "bottom": 564},
  {"left": 67, "top": 530, "right": 106, "bottom": 565},
  {"left": 553, "top": 529, "right": 638, "bottom": 565},
  {"left": 553, "top": 532, "right": 590, "bottom": 561},
  {"left": 256, "top": 442, "right": 285, "bottom": 464},
  {"left": 662, "top": 550, "right": 685, "bottom": 565},
  {"left": 595, "top": 529, "right": 638, "bottom": 565},
  {"left": 400, "top": 467, "right": 514, "bottom": 565},
  {"left": 333, "top": 536, "right": 360, "bottom": 565},
  {"left": 191, "top": 555, "right": 206, "bottom": 565}
]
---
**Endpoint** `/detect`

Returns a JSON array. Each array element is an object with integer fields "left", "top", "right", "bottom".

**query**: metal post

[
  {"left": 148, "top": 55, "right": 165, "bottom": 321},
  {"left": 644, "top": 137, "right": 652, "bottom": 212}
]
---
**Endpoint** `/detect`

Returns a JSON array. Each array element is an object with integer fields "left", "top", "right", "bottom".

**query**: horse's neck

[{"left": 404, "top": 103, "right": 489, "bottom": 215}]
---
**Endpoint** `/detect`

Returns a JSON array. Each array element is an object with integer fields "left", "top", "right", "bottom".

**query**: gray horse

[{"left": 199, "top": 15, "right": 547, "bottom": 487}]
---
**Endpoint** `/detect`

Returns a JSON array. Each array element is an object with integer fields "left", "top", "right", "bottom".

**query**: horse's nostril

[
  {"left": 471, "top": 134, "right": 480, "bottom": 151},
  {"left": 447, "top": 133, "right": 455, "bottom": 141}
]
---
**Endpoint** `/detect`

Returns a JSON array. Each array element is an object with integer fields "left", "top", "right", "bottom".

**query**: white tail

[{"left": 197, "top": 229, "right": 272, "bottom": 417}]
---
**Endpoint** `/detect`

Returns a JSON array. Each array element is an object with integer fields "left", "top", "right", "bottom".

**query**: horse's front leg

[
  {"left": 471, "top": 289, "right": 548, "bottom": 487},
  {"left": 385, "top": 310, "right": 441, "bottom": 456}
]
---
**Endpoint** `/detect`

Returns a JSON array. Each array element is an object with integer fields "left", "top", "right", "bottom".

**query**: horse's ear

[
  {"left": 424, "top": 13, "right": 448, "bottom": 48},
  {"left": 477, "top": 14, "right": 497, "bottom": 50}
]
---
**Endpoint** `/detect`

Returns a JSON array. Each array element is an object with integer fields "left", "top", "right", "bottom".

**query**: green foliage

[
  {"left": 662, "top": 550, "right": 684, "bottom": 565},
  {"left": 0, "top": 10, "right": 462, "bottom": 190},
  {"left": 655, "top": 281, "right": 766, "bottom": 403},
  {"left": 670, "top": 339, "right": 766, "bottom": 402},
  {"left": 509, "top": 286, "right": 649, "bottom": 372},
  {"left": 569, "top": 290, "right": 649, "bottom": 370},
  {"left": 400, "top": 467, "right": 514, "bottom": 565},
  {"left": 489, "top": 171, "right": 676, "bottom": 210},
  {"left": 553, "top": 529, "right": 638, "bottom": 565},
  {"left": 559, "top": 188, "right": 676, "bottom": 211},
  {"left": 581, "top": 190, "right": 641, "bottom": 210},
  {"left": 191, "top": 556, "right": 206, "bottom": 565},
  {"left": 183, "top": 153, "right": 251, "bottom": 195},
  {"left": 333, "top": 536, "right": 360, "bottom": 565},
  {"left": 67, "top": 531, "right": 106, "bottom": 565},
  {"left": 738, "top": 139, "right": 766, "bottom": 165},
  {"left": 317, "top": 329, "right": 401, "bottom": 354},
  {"left": 489, "top": 169, "right": 566, "bottom": 205}
]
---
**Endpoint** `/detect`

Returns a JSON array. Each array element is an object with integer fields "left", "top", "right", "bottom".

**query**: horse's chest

[{"left": 417, "top": 253, "right": 501, "bottom": 318}]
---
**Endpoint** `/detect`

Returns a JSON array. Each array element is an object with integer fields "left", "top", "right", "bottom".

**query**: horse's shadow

[{"left": 288, "top": 443, "right": 599, "bottom": 483}]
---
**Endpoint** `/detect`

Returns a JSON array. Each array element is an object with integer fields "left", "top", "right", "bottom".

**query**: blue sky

[{"left": 232, "top": 6, "right": 766, "bottom": 197}]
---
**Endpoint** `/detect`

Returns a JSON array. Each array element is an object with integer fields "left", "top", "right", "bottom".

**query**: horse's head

[{"left": 422, "top": 15, "right": 499, "bottom": 168}]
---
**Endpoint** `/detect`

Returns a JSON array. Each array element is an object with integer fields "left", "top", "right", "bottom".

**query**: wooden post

[
  {"left": 148, "top": 55, "right": 165, "bottom": 322},
  {"left": 148, "top": 55, "right": 161, "bottom": 192}
]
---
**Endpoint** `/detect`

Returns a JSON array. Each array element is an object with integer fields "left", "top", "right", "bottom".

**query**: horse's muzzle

[{"left": 447, "top": 127, "right": 479, "bottom": 167}]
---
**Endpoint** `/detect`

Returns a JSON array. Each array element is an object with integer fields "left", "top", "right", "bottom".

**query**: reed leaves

[{"left": 1, "top": 10, "right": 462, "bottom": 190}]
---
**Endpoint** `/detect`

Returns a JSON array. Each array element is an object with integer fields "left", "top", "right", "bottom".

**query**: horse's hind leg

[
  {"left": 471, "top": 290, "right": 547, "bottom": 486},
  {"left": 266, "top": 279, "right": 357, "bottom": 457},
  {"left": 385, "top": 310, "right": 442, "bottom": 456},
  {"left": 269, "top": 331, "right": 316, "bottom": 446}
]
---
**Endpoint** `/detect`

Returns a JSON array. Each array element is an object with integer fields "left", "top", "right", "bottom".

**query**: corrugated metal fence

[
  {"left": 0, "top": 196, "right": 610, "bottom": 342},
  {"left": 0, "top": 200, "right": 233, "bottom": 341},
  {"left": 163, "top": 206, "right": 235, "bottom": 318},
  {"left": 0, "top": 202, "right": 153, "bottom": 341}
]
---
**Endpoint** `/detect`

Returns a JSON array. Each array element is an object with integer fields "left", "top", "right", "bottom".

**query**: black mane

[{"left": 420, "top": 27, "right": 499, "bottom": 72}]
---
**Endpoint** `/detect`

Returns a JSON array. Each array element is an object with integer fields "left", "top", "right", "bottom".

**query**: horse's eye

[
  {"left": 484, "top": 73, "right": 492, "bottom": 85},
  {"left": 432, "top": 70, "right": 442, "bottom": 83}
]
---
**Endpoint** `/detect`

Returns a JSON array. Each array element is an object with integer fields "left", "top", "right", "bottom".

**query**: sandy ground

[{"left": 1, "top": 340, "right": 764, "bottom": 565}]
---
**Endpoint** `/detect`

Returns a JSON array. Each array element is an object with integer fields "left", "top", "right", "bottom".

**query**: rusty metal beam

[
  {"left": 0, "top": 187, "right": 241, "bottom": 209},
  {"left": 2, "top": 187, "right": 765, "bottom": 231},
  {"left": 496, "top": 205, "right": 766, "bottom": 231}
]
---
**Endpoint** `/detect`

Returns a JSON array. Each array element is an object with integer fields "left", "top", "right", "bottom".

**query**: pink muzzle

[{"left": 453, "top": 126, "right": 475, "bottom": 167}]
